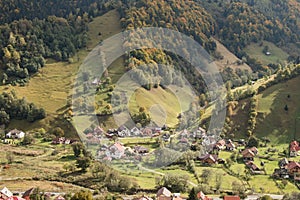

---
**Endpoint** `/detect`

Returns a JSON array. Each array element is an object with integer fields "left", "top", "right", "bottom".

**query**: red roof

[
  {"left": 290, "top": 141, "right": 300, "bottom": 151},
  {"left": 224, "top": 196, "right": 241, "bottom": 200},
  {"left": 287, "top": 161, "right": 300, "bottom": 170},
  {"left": 111, "top": 142, "right": 125, "bottom": 152},
  {"left": 196, "top": 192, "right": 212, "bottom": 200}
]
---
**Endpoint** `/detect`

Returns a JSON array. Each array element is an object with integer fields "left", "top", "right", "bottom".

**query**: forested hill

[
  {"left": 0, "top": 0, "right": 113, "bottom": 24},
  {"left": 0, "top": 0, "right": 300, "bottom": 87}
]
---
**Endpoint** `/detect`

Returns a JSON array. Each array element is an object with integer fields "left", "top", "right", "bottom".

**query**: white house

[
  {"left": 0, "top": 187, "right": 13, "bottom": 198},
  {"left": 6, "top": 129, "right": 25, "bottom": 139},
  {"left": 130, "top": 127, "right": 140, "bottom": 136},
  {"left": 106, "top": 142, "right": 125, "bottom": 159}
]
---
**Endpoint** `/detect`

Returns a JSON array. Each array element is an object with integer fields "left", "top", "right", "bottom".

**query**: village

[{"left": 1, "top": 125, "right": 300, "bottom": 200}]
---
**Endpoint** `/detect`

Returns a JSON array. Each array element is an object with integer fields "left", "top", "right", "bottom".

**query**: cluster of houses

[
  {"left": 97, "top": 141, "right": 150, "bottom": 161},
  {"left": 135, "top": 187, "right": 241, "bottom": 200},
  {"left": 273, "top": 158, "right": 300, "bottom": 181},
  {"left": 0, "top": 187, "right": 65, "bottom": 200}
]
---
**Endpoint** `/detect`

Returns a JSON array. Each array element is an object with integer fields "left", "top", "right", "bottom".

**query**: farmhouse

[
  {"left": 106, "top": 142, "right": 125, "bottom": 159},
  {"left": 287, "top": 161, "right": 300, "bottom": 176},
  {"left": 225, "top": 140, "right": 236, "bottom": 151},
  {"left": 214, "top": 139, "right": 226, "bottom": 150},
  {"left": 156, "top": 187, "right": 172, "bottom": 200},
  {"left": 199, "top": 154, "right": 218, "bottom": 165},
  {"left": 6, "top": 129, "right": 25, "bottom": 139},
  {"left": 241, "top": 147, "right": 258, "bottom": 161},
  {"left": 290, "top": 141, "right": 300, "bottom": 157}
]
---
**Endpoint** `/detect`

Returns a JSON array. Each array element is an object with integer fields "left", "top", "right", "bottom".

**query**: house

[
  {"left": 157, "top": 187, "right": 172, "bottom": 200},
  {"left": 241, "top": 147, "right": 258, "bottom": 161},
  {"left": 94, "top": 126, "right": 104, "bottom": 136},
  {"left": 273, "top": 168, "right": 289, "bottom": 179},
  {"left": 54, "top": 195, "right": 65, "bottom": 200},
  {"left": 226, "top": 140, "right": 236, "bottom": 151},
  {"left": 142, "top": 128, "right": 153, "bottom": 137},
  {"left": 106, "top": 142, "right": 125, "bottom": 159},
  {"left": 131, "top": 127, "right": 141, "bottom": 136},
  {"left": 0, "top": 187, "right": 13, "bottom": 200},
  {"left": 199, "top": 154, "right": 218, "bottom": 165},
  {"left": 197, "top": 191, "right": 212, "bottom": 200},
  {"left": 223, "top": 196, "right": 240, "bottom": 200},
  {"left": 214, "top": 139, "right": 226, "bottom": 150},
  {"left": 245, "top": 161, "right": 263, "bottom": 174},
  {"left": 6, "top": 129, "right": 25, "bottom": 139},
  {"left": 52, "top": 137, "right": 66, "bottom": 145},
  {"left": 290, "top": 141, "right": 300, "bottom": 157},
  {"left": 134, "top": 146, "right": 149, "bottom": 154},
  {"left": 287, "top": 161, "right": 300, "bottom": 176},
  {"left": 279, "top": 158, "right": 289, "bottom": 168}
]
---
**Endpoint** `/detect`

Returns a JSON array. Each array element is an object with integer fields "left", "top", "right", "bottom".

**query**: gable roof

[
  {"left": 110, "top": 142, "right": 125, "bottom": 152},
  {"left": 241, "top": 149, "right": 255, "bottom": 157},
  {"left": 0, "top": 187, "right": 13, "bottom": 198},
  {"left": 156, "top": 187, "right": 172, "bottom": 197},
  {"left": 287, "top": 161, "right": 300, "bottom": 170}
]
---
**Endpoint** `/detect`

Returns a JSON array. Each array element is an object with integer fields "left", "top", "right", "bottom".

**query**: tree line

[{"left": 0, "top": 91, "right": 45, "bottom": 126}]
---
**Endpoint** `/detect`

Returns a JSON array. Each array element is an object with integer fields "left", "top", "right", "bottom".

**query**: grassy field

[
  {"left": 213, "top": 39, "right": 252, "bottom": 72},
  {"left": 255, "top": 76, "right": 300, "bottom": 143},
  {"left": 244, "top": 41, "right": 289, "bottom": 65}
]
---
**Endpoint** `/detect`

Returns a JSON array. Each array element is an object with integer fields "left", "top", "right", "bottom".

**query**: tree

[
  {"left": 247, "top": 136, "right": 259, "bottom": 148},
  {"left": 260, "top": 195, "right": 273, "bottom": 200},
  {"left": 158, "top": 173, "right": 190, "bottom": 192},
  {"left": 71, "top": 190, "right": 93, "bottom": 200},
  {"left": 52, "top": 127, "right": 64, "bottom": 137},
  {"left": 188, "top": 187, "right": 198, "bottom": 200},
  {"left": 72, "top": 142, "right": 84, "bottom": 157},
  {"left": 200, "top": 169, "right": 213, "bottom": 184},
  {"left": 22, "top": 134, "right": 34, "bottom": 145},
  {"left": 76, "top": 156, "right": 91, "bottom": 172},
  {"left": 0, "top": 110, "right": 10, "bottom": 125},
  {"left": 215, "top": 172, "right": 223, "bottom": 191},
  {"left": 232, "top": 181, "right": 245, "bottom": 197}
]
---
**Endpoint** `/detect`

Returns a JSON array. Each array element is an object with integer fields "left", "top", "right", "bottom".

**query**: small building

[
  {"left": 6, "top": 129, "right": 25, "bottom": 139},
  {"left": 226, "top": 140, "right": 236, "bottom": 151},
  {"left": 106, "top": 142, "right": 125, "bottom": 159},
  {"left": 156, "top": 187, "right": 172, "bottom": 200},
  {"left": 246, "top": 161, "right": 263, "bottom": 174},
  {"left": 0, "top": 187, "right": 13, "bottom": 200},
  {"left": 197, "top": 191, "right": 212, "bottom": 200},
  {"left": 199, "top": 154, "right": 218, "bottom": 165},
  {"left": 241, "top": 147, "right": 258, "bottom": 161},
  {"left": 214, "top": 139, "right": 226, "bottom": 150},
  {"left": 54, "top": 195, "right": 65, "bottom": 200},
  {"left": 131, "top": 127, "right": 141, "bottom": 136},
  {"left": 290, "top": 141, "right": 300, "bottom": 157},
  {"left": 278, "top": 158, "right": 289, "bottom": 168},
  {"left": 287, "top": 161, "right": 300, "bottom": 176},
  {"left": 134, "top": 146, "right": 149, "bottom": 154}
]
